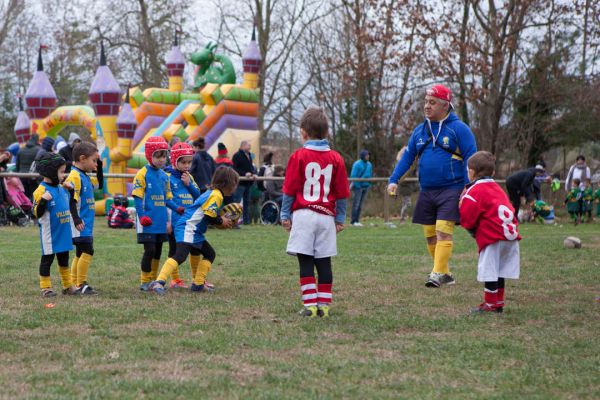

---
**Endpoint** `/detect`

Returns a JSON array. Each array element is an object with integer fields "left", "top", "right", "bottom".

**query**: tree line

[{"left": 1, "top": 0, "right": 599, "bottom": 176}]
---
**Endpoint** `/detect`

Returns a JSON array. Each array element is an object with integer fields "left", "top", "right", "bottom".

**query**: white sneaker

[
  {"left": 425, "top": 272, "right": 443, "bottom": 288},
  {"left": 352, "top": 222, "right": 363, "bottom": 227}
]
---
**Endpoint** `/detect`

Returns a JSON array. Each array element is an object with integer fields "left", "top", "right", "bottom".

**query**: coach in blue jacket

[{"left": 388, "top": 84, "right": 477, "bottom": 288}]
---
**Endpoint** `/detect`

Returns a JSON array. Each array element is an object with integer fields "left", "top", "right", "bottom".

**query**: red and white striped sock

[
  {"left": 317, "top": 283, "right": 332, "bottom": 306},
  {"left": 300, "top": 277, "right": 317, "bottom": 307},
  {"left": 497, "top": 288, "right": 505, "bottom": 308},
  {"left": 484, "top": 288, "right": 498, "bottom": 309}
]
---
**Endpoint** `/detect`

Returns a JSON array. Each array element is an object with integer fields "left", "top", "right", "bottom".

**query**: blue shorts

[
  {"left": 137, "top": 233, "right": 168, "bottom": 244},
  {"left": 413, "top": 188, "right": 462, "bottom": 225}
]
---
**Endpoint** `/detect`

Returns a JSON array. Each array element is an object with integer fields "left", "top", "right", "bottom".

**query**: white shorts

[
  {"left": 477, "top": 240, "right": 520, "bottom": 282},
  {"left": 286, "top": 209, "right": 337, "bottom": 258}
]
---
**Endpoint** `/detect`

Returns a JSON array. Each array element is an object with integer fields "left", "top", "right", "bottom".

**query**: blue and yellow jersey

[
  {"left": 167, "top": 170, "right": 201, "bottom": 227},
  {"left": 132, "top": 165, "right": 173, "bottom": 234},
  {"left": 174, "top": 189, "right": 223, "bottom": 244},
  {"left": 65, "top": 167, "right": 98, "bottom": 238},
  {"left": 33, "top": 183, "right": 74, "bottom": 255}
]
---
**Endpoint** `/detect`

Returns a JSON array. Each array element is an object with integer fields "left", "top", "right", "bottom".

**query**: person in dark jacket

[
  {"left": 16, "top": 134, "right": 41, "bottom": 200},
  {"left": 59, "top": 133, "right": 82, "bottom": 173},
  {"left": 505, "top": 164, "right": 546, "bottom": 216},
  {"left": 36, "top": 136, "right": 55, "bottom": 160},
  {"left": 232, "top": 140, "right": 256, "bottom": 225},
  {"left": 0, "top": 148, "right": 11, "bottom": 204},
  {"left": 189, "top": 138, "right": 216, "bottom": 193}
]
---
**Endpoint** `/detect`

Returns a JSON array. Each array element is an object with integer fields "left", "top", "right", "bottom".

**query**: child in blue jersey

[
  {"left": 149, "top": 166, "right": 239, "bottom": 295},
  {"left": 133, "top": 137, "right": 181, "bottom": 291},
  {"left": 165, "top": 142, "right": 201, "bottom": 288},
  {"left": 32, "top": 153, "right": 77, "bottom": 297},
  {"left": 64, "top": 142, "right": 103, "bottom": 295}
]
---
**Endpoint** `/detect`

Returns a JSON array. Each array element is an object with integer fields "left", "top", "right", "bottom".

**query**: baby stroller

[{"left": 0, "top": 177, "right": 33, "bottom": 226}]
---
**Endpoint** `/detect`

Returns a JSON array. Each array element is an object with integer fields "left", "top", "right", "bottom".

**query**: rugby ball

[
  {"left": 219, "top": 203, "right": 242, "bottom": 227},
  {"left": 563, "top": 236, "right": 582, "bottom": 249}
]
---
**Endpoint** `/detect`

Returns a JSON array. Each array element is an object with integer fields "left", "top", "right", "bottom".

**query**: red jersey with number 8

[
  {"left": 283, "top": 144, "right": 350, "bottom": 217},
  {"left": 459, "top": 178, "right": 521, "bottom": 252}
]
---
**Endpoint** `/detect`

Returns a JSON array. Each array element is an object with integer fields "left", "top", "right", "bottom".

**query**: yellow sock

[
  {"left": 70, "top": 256, "right": 79, "bottom": 285},
  {"left": 77, "top": 253, "right": 93, "bottom": 286},
  {"left": 58, "top": 265, "right": 72, "bottom": 289},
  {"left": 426, "top": 244, "right": 436, "bottom": 260},
  {"left": 170, "top": 265, "right": 181, "bottom": 281},
  {"left": 423, "top": 225, "right": 436, "bottom": 261},
  {"left": 150, "top": 259, "right": 160, "bottom": 280},
  {"left": 140, "top": 271, "right": 152, "bottom": 284},
  {"left": 157, "top": 258, "right": 179, "bottom": 283},
  {"left": 189, "top": 255, "right": 200, "bottom": 280},
  {"left": 193, "top": 259, "right": 212, "bottom": 286},
  {"left": 39, "top": 276, "right": 52, "bottom": 289},
  {"left": 433, "top": 240, "right": 453, "bottom": 274}
]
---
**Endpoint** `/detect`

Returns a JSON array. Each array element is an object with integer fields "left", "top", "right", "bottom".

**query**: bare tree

[
  {"left": 211, "top": 0, "right": 329, "bottom": 139},
  {"left": 95, "top": 0, "right": 188, "bottom": 87},
  {"left": 0, "top": 0, "right": 24, "bottom": 50}
]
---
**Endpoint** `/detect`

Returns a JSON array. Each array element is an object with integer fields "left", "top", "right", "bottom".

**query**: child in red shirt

[
  {"left": 460, "top": 151, "right": 521, "bottom": 314},
  {"left": 281, "top": 107, "right": 350, "bottom": 318}
]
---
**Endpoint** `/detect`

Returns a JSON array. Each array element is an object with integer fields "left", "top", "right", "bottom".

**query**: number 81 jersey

[
  {"left": 459, "top": 178, "right": 521, "bottom": 252},
  {"left": 283, "top": 144, "right": 350, "bottom": 217}
]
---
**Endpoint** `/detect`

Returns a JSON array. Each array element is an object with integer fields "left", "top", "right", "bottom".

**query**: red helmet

[
  {"left": 170, "top": 142, "right": 194, "bottom": 167},
  {"left": 145, "top": 136, "right": 168, "bottom": 165}
]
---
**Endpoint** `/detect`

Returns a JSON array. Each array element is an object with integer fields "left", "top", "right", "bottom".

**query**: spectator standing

[
  {"left": 58, "top": 133, "right": 82, "bottom": 173},
  {"left": 350, "top": 149, "right": 373, "bottom": 226},
  {"left": 565, "top": 155, "right": 591, "bottom": 192},
  {"left": 16, "top": 134, "right": 41, "bottom": 200},
  {"left": 189, "top": 138, "right": 216, "bottom": 193},
  {"left": 232, "top": 140, "right": 256, "bottom": 225},
  {"left": 214, "top": 143, "right": 233, "bottom": 167}
]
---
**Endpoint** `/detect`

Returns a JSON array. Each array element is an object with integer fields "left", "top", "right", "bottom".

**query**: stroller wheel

[
  {"left": 260, "top": 200, "right": 280, "bottom": 225},
  {"left": 0, "top": 207, "right": 8, "bottom": 226},
  {"left": 17, "top": 216, "right": 30, "bottom": 227}
]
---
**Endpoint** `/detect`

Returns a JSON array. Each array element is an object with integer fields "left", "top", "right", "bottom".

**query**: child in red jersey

[
  {"left": 460, "top": 151, "right": 521, "bottom": 314},
  {"left": 281, "top": 107, "right": 350, "bottom": 318},
  {"left": 107, "top": 195, "right": 134, "bottom": 229}
]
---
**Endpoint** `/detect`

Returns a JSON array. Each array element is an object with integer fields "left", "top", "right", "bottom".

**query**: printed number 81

[{"left": 303, "top": 162, "right": 333, "bottom": 202}]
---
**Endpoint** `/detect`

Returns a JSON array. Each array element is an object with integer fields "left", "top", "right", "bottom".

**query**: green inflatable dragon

[{"left": 190, "top": 42, "right": 236, "bottom": 90}]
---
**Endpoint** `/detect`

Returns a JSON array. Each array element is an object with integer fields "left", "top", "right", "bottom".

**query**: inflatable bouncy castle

[{"left": 15, "top": 30, "right": 261, "bottom": 215}]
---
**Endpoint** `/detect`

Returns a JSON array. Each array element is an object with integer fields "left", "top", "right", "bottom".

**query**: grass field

[{"left": 0, "top": 218, "right": 599, "bottom": 399}]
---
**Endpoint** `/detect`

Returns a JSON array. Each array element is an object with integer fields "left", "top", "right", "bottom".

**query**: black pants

[
  {"left": 297, "top": 254, "right": 332, "bottom": 284},
  {"left": 171, "top": 241, "right": 215, "bottom": 265},
  {"left": 141, "top": 242, "right": 163, "bottom": 273},
  {"left": 39, "top": 252, "right": 69, "bottom": 277},
  {"left": 168, "top": 232, "right": 177, "bottom": 258},
  {"left": 506, "top": 183, "right": 522, "bottom": 215},
  {"left": 485, "top": 278, "right": 505, "bottom": 291},
  {"left": 74, "top": 241, "right": 94, "bottom": 257}
]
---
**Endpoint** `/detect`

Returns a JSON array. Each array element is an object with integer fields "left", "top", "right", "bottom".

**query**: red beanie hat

[
  {"left": 170, "top": 142, "right": 194, "bottom": 167},
  {"left": 218, "top": 142, "right": 227, "bottom": 156},
  {"left": 145, "top": 136, "right": 168, "bottom": 165}
]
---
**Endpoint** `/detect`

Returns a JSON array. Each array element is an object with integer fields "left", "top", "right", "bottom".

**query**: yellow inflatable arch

[{"left": 41, "top": 106, "right": 97, "bottom": 140}]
